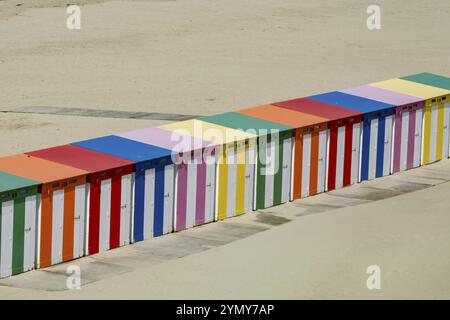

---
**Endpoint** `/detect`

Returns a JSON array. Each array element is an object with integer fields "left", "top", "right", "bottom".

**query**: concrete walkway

[{"left": 1, "top": 160, "right": 450, "bottom": 299}]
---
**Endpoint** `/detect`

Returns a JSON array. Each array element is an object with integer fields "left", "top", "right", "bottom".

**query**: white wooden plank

[
  {"left": 51, "top": 189, "right": 64, "bottom": 265},
  {"left": 99, "top": 179, "right": 112, "bottom": 251},
  {"left": 0, "top": 201, "right": 14, "bottom": 278}
]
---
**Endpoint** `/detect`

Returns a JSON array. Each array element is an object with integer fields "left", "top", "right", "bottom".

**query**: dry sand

[{"left": 1, "top": 0, "right": 449, "bottom": 155}]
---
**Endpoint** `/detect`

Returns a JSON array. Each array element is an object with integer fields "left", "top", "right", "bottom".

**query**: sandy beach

[{"left": 1, "top": 0, "right": 449, "bottom": 155}]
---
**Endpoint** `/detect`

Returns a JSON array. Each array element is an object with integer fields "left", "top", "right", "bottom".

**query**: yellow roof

[
  {"left": 159, "top": 119, "right": 256, "bottom": 146},
  {"left": 370, "top": 78, "right": 450, "bottom": 100}
]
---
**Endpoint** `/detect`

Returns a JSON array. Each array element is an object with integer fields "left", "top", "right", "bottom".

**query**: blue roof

[
  {"left": 308, "top": 91, "right": 394, "bottom": 113},
  {"left": 72, "top": 135, "right": 173, "bottom": 163}
]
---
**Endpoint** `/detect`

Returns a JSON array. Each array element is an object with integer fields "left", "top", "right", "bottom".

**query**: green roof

[
  {"left": 200, "top": 112, "right": 293, "bottom": 137},
  {"left": 0, "top": 171, "right": 40, "bottom": 194},
  {"left": 401, "top": 73, "right": 450, "bottom": 90}
]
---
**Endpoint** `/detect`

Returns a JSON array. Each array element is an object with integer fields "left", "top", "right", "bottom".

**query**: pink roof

[
  {"left": 340, "top": 85, "right": 423, "bottom": 105},
  {"left": 117, "top": 127, "right": 215, "bottom": 154}
]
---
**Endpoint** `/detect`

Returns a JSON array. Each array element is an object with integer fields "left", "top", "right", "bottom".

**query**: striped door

[
  {"left": 422, "top": 96, "right": 450, "bottom": 164},
  {"left": 88, "top": 170, "right": 132, "bottom": 254},
  {"left": 255, "top": 134, "right": 292, "bottom": 209},
  {"left": 40, "top": 182, "right": 86, "bottom": 268},
  {"left": 217, "top": 142, "right": 246, "bottom": 220},
  {"left": 295, "top": 128, "right": 328, "bottom": 199},
  {"left": 327, "top": 119, "right": 362, "bottom": 191},
  {"left": 392, "top": 105, "right": 423, "bottom": 173},
  {"left": 0, "top": 196, "right": 37, "bottom": 278},
  {"left": 134, "top": 165, "right": 174, "bottom": 240},
  {"left": 360, "top": 113, "right": 394, "bottom": 181},
  {"left": 176, "top": 150, "right": 213, "bottom": 230}
]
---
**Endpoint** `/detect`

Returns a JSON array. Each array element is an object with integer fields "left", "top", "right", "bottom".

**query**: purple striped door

[
  {"left": 175, "top": 150, "right": 209, "bottom": 231},
  {"left": 392, "top": 102, "right": 424, "bottom": 173}
]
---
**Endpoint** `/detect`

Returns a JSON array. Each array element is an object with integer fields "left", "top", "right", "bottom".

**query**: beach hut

[
  {"left": 0, "top": 172, "right": 40, "bottom": 278},
  {"left": 117, "top": 127, "right": 216, "bottom": 232},
  {"left": 235, "top": 106, "right": 330, "bottom": 200},
  {"left": 0, "top": 155, "right": 88, "bottom": 269},
  {"left": 201, "top": 112, "right": 293, "bottom": 209},
  {"left": 341, "top": 85, "right": 424, "bottom": 173},
  {"left": 26, "top": 145, "right": 134, "bottom": 256},
  {"left": 308, "top": 92, "right": 395, "bottom": 182},
  {"left": 73, "top": 136, "right": 174, "bottom": 244},
  {"left": 160, "top": 119, "right": 257, "bottom": 220},
  {"left": 401, "top": 72, "right": 450, "bottom": 90},
  {"left": 370, "top": 79, "right": 450, "bottom": 164},
  {"left": 273, "top": 98, "right": 363, "bottom": 192}
]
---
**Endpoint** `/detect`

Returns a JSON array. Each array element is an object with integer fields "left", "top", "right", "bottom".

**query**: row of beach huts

[{"left": 0, "top": 72, "right": 449, "bottom": 279}]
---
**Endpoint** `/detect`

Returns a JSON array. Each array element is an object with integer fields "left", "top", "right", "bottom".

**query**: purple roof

[
  {"left": 117, "top": 127, "right": 216, "bottom": 154},
  {"left": 340, "top": 85, "right": 423, "bottom": 106}
]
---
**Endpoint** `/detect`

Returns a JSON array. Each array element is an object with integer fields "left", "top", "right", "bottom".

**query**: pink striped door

[{"left": 392, "top": 102, "right": 424, "bottom": 173}]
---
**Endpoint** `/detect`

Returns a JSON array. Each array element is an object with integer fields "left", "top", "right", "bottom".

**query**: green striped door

[
  {"left": 256, "top": 130, "right": 293, "bottom": 209},
  {"left": 0, "top": 172, "right": 39, "bottom": 279}
]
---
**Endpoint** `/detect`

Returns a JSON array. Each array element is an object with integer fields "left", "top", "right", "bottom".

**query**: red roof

[
  {"left": 273, "top": 97, "right": 363, "bottom": 121},
  {"left": 26, "top": 145, "right": 133, "bottom": 174}
]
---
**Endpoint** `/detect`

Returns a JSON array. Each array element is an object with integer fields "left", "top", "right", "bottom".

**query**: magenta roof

[
  {"left": 117, "top": 127, "right": 215, "bottom": 154},
  {"left": 340, "top": 85, "right": 423, "bottom": 106}
]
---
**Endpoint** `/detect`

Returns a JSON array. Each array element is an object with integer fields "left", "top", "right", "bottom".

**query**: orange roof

[
  {"left": 236, "top": 104, "right": 329, "bottom": 128},
  {"left": 0, "top": 154, "right": 88, "bottom": 184}
]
